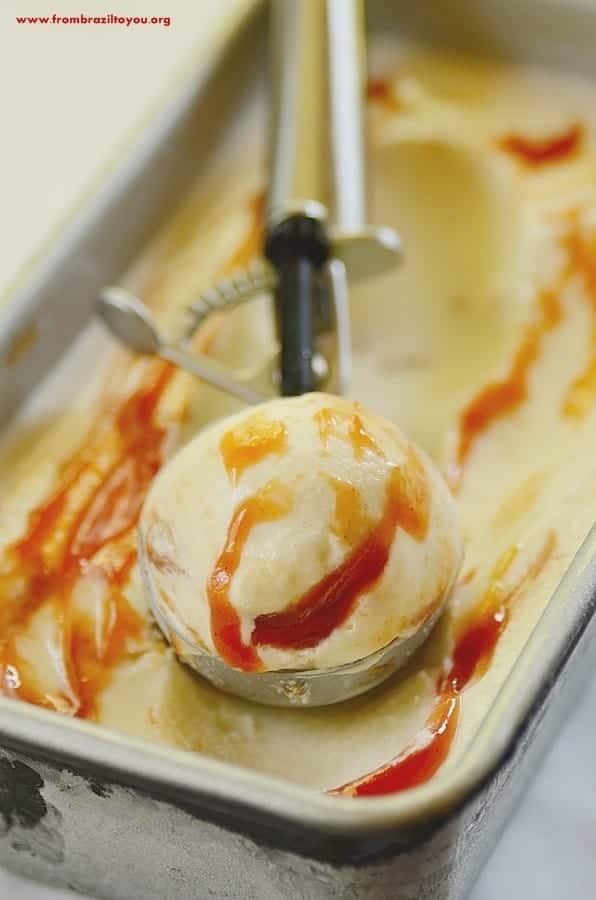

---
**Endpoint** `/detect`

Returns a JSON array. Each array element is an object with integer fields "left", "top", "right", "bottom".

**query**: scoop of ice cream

[{"left": 140, "top": 393, "right": 463, "bottom": 672}]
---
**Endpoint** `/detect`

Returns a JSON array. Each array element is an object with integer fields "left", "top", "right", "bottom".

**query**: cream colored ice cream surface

[
  {"left": 3, "top": 47, "right": 596, "bottom": 791},
  {"left": 141, "top": 393, "right": 462, "bottom": 672}
]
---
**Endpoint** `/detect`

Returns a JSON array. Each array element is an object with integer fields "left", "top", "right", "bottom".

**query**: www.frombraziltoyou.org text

[{"left": 16, "top": 13, "right": 172, "bottom": 27}]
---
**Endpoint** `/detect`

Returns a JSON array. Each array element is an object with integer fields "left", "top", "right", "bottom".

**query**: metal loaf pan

[{"left": 2, "top": 1, "right": 596, "bottom": 897}]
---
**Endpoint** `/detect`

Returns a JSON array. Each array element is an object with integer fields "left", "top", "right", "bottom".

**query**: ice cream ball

[{"left": 140, "top": 393, "right": 463, "bottom": 672}]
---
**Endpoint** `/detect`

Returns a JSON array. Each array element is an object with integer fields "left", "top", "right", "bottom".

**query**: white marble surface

[{"left": 2, "top": 0, "right": 596, "bottom": 897}]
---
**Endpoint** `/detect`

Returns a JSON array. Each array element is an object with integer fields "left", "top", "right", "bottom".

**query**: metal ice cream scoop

[
  {"left": 95, "top": 0, "right": 449, "bottom": 709},
  {"left": 97, "top": 0, "right": 399, "bottom": 403},
  {"left": 97, "top": 285, "right": 268, "bottom": 405},
  {"left": 139, "top": 536, "right": 445, "bottom": 708}
]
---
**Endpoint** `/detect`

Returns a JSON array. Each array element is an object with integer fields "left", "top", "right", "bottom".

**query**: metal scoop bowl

[{"left": 138, "top": 527, "right": 448, "bottom": 707}]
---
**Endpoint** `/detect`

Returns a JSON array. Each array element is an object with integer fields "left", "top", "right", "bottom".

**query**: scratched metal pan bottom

[{"left": 2, "top": 1, "right": 596, "bottom": 898}]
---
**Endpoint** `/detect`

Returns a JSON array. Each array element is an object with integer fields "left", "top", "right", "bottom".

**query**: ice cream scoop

[
  {"left": 107, "top": 0, "right": 460, "bottom": 707},
  {"left": 139, "top": 394, "right": 463, "bottom": 706}
]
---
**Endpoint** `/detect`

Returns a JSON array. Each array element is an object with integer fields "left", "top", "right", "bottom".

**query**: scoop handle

[
  {"left": 267, "top": 0, "right": 328, "bottom": 228},
  {"left": 326, "top": 0, "right": 368, "bottom": 233}
]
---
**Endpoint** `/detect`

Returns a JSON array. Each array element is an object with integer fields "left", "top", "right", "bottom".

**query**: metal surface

[
  {"left": 262, "top": 0, "right": 397, "bottom": 400},
  {"left": 110, "top": 0, "right": 396, "bottom": 413},
  {"left": 3, "top": 1, "right": 596, "bottom": 899},
  {"left": 325, "top": 0, "right": 401, "bottom": 278},
  {"left": 97, "top": 287, "right": 268, "bottom": 404},
  {"left": 320, "top": 258, "right": 352, "bottom": 396},
  {"left": 97, "top": 0, "right": 363, "bottom": 410},
  {"left": 267, "top": 0, "right": 328, "bottom": 229},
  {"left": 98, "top": 262, "right": 350, "bottom": 402},
  {"left": 327, "top": 0, "right": 367, "bottom": 234},
  {"left": 266, "top": 0, "right": 399, "bottom": 278},
  {"left": 186, "top": 257, "right": 276, "bottom": 333}
]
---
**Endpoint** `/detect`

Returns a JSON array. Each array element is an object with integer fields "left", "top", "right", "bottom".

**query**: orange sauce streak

[
  {"left": 206, "top": 481, "right": 293, "bottom": 671},
  {"left": 224, "top": 193, "right": 265, "bottom": 273},
  {"left": 451, "top": 290, "right": 562, "bottom": 489},
  {"left": 65, "top": 552, "right": 142, "bottom": 718},
  {"left": 334, "top": 532, "right": 555, "bottom": 797},
  {"left": 332, "top": 693, "right": 460, "bottom": 797},
  {"left": 452, "top": 210, "right": 596, "bottom": 480},
  {"left": 328, "top": 477, "right": 373, "bottom": 548},
  {"left": 220, "top": 415, "right": 288, "bottom": 484},
  {"left": 497, "top": 124, "right": 583, "bottom": 167},
  {"left": 561, "top": 217, "right": 596, "bottom": 418},
  {"left": 0, "top": 362, "right": 173, "bottom": 717},
  {"left": 315, "top": 406, "right": 384, "bottom": 461},
  {"left": 444, "top": 533, "right": 554, "bottom": 693},
  {"left": 443, "top": 544, "right": 519, "bottom": 693},
  {"left": 564, "top": 344, "right": 596, "bottom": 418},
  {"left": 0, "top": 193, "right": 265, "bottom": 717},
  {"left": 206, "top": 446, "right": 429, "bottom": 667},
  {"left": 252, "top": 451, "right": 430, "bottom": 652},
  {"left": 367, "top": 77, "right": 401, "bottom": 112}
]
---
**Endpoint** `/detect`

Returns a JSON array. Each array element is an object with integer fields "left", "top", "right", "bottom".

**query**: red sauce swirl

[
  {"left": 497, "top": 124, "right": 582, "bottom": 167},
  {"left": 252, "top": 454, "right": 430, "bottom": 651},
  {"left": 206, "top": 445, "right": 431, "bottom": 669},
  {"left": 0, "top": 193, "right": 265, "bottom": 716},
  {"left": 333, "top": 533, "right": 555, "bottom": 797},
  {"left": 0, "top": 362, "right": 173, "bottom": 717},
  {"left": 450, "top": 290, "right": 562, "bottom": 489}
]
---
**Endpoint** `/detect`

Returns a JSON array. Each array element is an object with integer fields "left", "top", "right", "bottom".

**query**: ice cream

[
  {"left": 4, "top": 49, "right": 596, "bottom": 794},
  {"left": 140, "top": 393, "right": 463, "bottom": 672}
]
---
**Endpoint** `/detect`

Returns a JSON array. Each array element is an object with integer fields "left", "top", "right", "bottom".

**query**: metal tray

[{"left": 3, "top": 1, "right": 596, "bottom": 897}]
